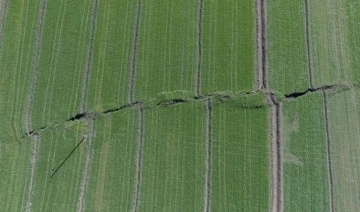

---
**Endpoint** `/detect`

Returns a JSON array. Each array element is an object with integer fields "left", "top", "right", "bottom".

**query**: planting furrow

[
  {"left": 131, "top": 104, "right": 144, "bottom": 212},
  {"left": 195, "top": 0, "right": 204, "bottom": 96},
  {"left": 80, "top": 0, "right": 98, "bottom": 113},
  {"left": 322, "top": 91, "right": 334, "bottom": 212},
  {"left": 304, "top": 0, "right": 313, "bottom": 89},
  {"left": 25, "top": 135, "right": 40, "bottom": 212},
  {"left": 24, "top": 0, "right": 47, "bottom": 133},
  {"left": 76, "top": 120, "right": 95, "bottom": 212},
  {"left": 260, "top": 0, "right": 267, "bottom": 90},
  {"left": 128, "top": 0, "right": 141, "bottom": 104},
  {"left": 203, "top": 98, "right": 212, "bottom": 212},
  {"left": 0, "top": 0, "right": 8, "bottom": 52}
]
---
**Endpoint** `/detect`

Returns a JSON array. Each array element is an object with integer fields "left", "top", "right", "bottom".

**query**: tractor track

[
  {"left": 128, "top": 0, "right": 142, "bottom": 104},
  {"left": 322, "top": 90, "right": 334, "bottom": 212},
  {"left": 76, "top": 120, "right": 95, "bottom": 212},
  {"left": 0, "top": 0, "right": 8, "bottom": 53},
  {"left": 25, "top": 135, "right": 40, "bottom": 212},
  {"left": 80, "top": 0, "right": 98, "bottom": 113},
  {"left": 304, "top": 0, "right": 314, "bottom": 88},
  {"left": 195, "top": 0, "right": 204, "bottom": 96},
  {"left": 24, "top": 0, "right": 47, "bottom": 133},
  {"left": 203, "top": 97, "right": 212, "bottom": 212},
  {"left": 131, "top": 103, "right": 145, "bottom": 212}
]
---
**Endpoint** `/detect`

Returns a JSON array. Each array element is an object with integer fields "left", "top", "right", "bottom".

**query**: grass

[
  {"left": 267, "top": 0, "right": 309, "bottom": 93},
  {"left": 0, "top": 0, "right": 40, "bottom": 141},
  {"left": 282, "top": 92, "right": 330, "bottom": 212},
  {"left": 87, "top": 0, "right": 138, "bottom": 111},
  {"left": 211, "top": 94, "right": 269, "bottom": 211},
  {"left": 135, "top": 0, "right": 197, "bottom": 100},
  {"left": 201, "top": 0, "right": 255, "bottom": 94},
  {"left": 31, "top": 0, "right": 93, "bottom": 129},
  {"left": 327, "top": 88, "right": 360, "bottom": 211},
  {"left": 139, "top": 101, "right": 205, "bottom": 211},
  {"left": 85, "top": 109, "right": 138, "bottom": 211}
]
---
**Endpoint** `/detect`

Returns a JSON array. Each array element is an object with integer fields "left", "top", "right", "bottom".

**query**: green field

[{"left": 2, "top": 0, "right": 360, "bottom": 211}]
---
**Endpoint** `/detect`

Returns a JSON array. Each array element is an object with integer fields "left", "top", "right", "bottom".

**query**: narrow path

[
  {"left": 131, "top": 103, "right": 145, "bottom": 212},
  {"left": 255, "top": 0, "right": 264, "bottom": 90},
  {"left": 24, "top": 0, "right": 47, "bottom": 133},
  {"left": 203, "top": 97, "right": 212, "bottom": 212},
  {"left": 259, "top": 0, "right": 268, "bottom": 90},
  {"left": 195, "top": 0, "right": 204, "bottom": 96},
  {"left": 322, "top": 90, "right": 334, "bottom": 212},
  {"left": 76, "top": 120, "right": 95, "bottom": 212},
  {"left": 128, "top": 0, "right": 142, "bottom": 104},
  {"left": 304, "top": 0, "right": 314, "bottom": 89},
  {"left": 80, "top": 0, "right": 98, "bottom": 113},
  {"left": 25, "top": 135, "right": 40, "bottom": 212}
]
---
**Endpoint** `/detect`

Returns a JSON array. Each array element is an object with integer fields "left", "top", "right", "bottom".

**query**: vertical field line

[
  {"left": 131, "top": 103, "right": 145, "bottom": 212},
  {"left": 195, "top": 0, "right": 204, "bottom": 97},
  {"left": 128, "top": 0, "right": 142, "bottom": 104},
  {"left": 80, "top": 0, "right": 99, "bottom": 113},
  {"left": 260, "top": 0, "right": 268, "bottom": 90},
  {"left": 24, "top": 0, "right": 47, "bottom": 133},
  {"left": 76, "top": 120, "right": 95, "bottom": 212},
  {"left": 304, "top": 0, "right": 314, "bottom": 89},
  {"left": 322, "top": 90, "right": 334, "bottom": 212},
  {"left": 0, "top": 0, "right": 8, "bottom": 54},
  {"left": 255, "top": 0, "right": 263, "bottom": 90},
  {"left": 203, "top": 98, "right": 212, "bottom": 212},
  {"left": 25, "top": 135, "right": 40, "bottom": 212}
]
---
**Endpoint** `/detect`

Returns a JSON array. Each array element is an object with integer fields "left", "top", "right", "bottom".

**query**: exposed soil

[
  {"left": 80, "top": 0, "right": 98, "bottom": 113},
  {"left": 322, "top": 90, "right": 335, "bottom": 212},
  {"left": 195, "top": 0, "right": 204, "bottom": 97},
  {"left": 25, "top": 135, "right": 40, "bottom": 212},
  {"left": 76, "top": 120, "right": 95, "bottom": 212},
  {"left": 128, "top": 0, "right": 142, "bottom": 104},
  {"left": 131, "top": 104, "right": 144, "bottom": 212},
  {"left": 203, "top": 98, "right": 212, "bottom": 212},
  {"left": 304, "top": 0, "right": 314, "bottom": 89},
  {"left": 24, "top": 0, "right": 47, "bottom": 133}
]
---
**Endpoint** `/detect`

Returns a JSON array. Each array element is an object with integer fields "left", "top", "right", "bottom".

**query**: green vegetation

[
  {"left": 327, "top": 88, "right": 360, "bottom": 211},
  {"left": 135, "top": 0, "right": 197, "bottom": 100},
  {"left": 267, "top": 0, "right": 309, "bottom": 93},
  {"left": 211, "top": 95, "right": 269, "bottom": 211},
  {"left": 85, "top": 109, "right": 138, "bottom": 211},
  {"left": 87, "top": 0, "right": 137, "bottom": 111},
  {"left": 139, "top": 101, "right": 205, "bottom": 211},
  {"left": 201, "top": 0, "right": 255, "bottom": 93},
  {"left": 282, "top": 93, "right": 330, "bottom": 211}
]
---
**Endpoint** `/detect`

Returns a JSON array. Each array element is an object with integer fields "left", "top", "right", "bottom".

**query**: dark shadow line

[{"left": 50, "top": 137, "right": 86, "bottom": 178}]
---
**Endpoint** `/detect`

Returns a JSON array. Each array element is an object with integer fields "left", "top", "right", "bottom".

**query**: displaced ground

[{"left": 1, "top": 0, "right": 360, "bottom": 211}]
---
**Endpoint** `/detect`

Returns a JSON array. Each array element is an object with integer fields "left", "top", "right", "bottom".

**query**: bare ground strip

[
  {"left": 25, "top": 135, "right": 40, "bottom": 212},
  {"left": 255, "top": 0, "right": 264, "bottom": 90},
  {"left": 128, "top": 0, "right": 142, "bottom": 104},
  {"left": 203, "top": 98, "right": 212, "bottom": 212},
  {"left": 131, "top": 104, "right": 145, "bottom": 212},
  {"left": 322, "top": 91, "right": 335, "bottom": 212},
  {"left": 304, "top": 0, "right": 314, "bottom": 88},
  {"left": 195, "top": 0, "right": 204, "bottom": 96},
  {"left": 80, "top": 0, "right": 99, "bottom": 113}
]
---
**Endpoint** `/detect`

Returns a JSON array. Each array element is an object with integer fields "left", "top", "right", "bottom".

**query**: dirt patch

[
  {"left": 131, "top": 103, "right": 145, "bottom": 212},
  {"left": 128, "top": 0, "right": 142, "bottom": 104},
  {"left": 25, "top": 135, "right": 40, "bottom": 212},
  {"left": 203, "top": 98, "right": 212, "bottom": 212}
]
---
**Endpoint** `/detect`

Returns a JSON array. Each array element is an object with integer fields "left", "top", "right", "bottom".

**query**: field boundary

[
  {"left": 80, "top": 0, "right": 99, "bottom": 113},
  {"left": 322, "top": 90, "right": 334, "bottom": 212},
  {"left": 76, "top": 120, "right": 95, "bottom": 212},
  {"left": 131, "top": 103, "right": 144, "bottom": 212},
  {"left": 25, "top": 135, "right": 40, "bottom": 212},
  {"left": 195, "top": 0, "right": 204, "bottom": 96},
  {"left": 24, "top": 0, "right": 47, "bottom": 133},
  {"left": 128, "top": 0, "right": 142, "bottom": 104},
  {"left": 304, "top": 0, "right": 314, "bottom": 88},
  {"left": 203, "top": 97, "right": 212, "bottom": 212}
]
